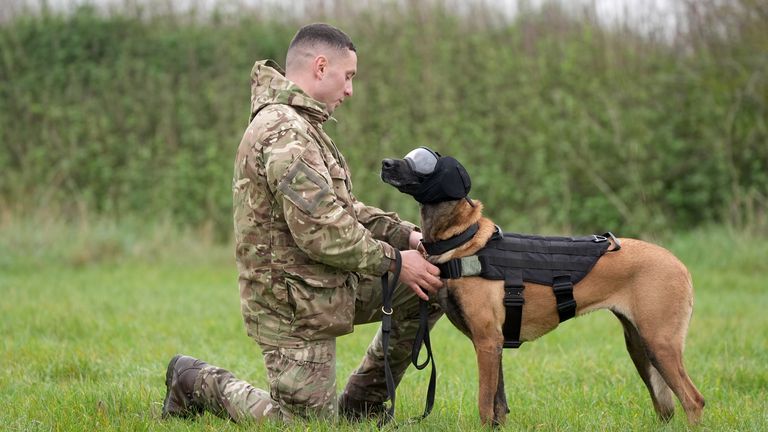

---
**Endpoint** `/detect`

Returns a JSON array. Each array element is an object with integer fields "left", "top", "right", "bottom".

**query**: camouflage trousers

[{"left": 194, "top": 275, "right": 444, "bottom": 423}]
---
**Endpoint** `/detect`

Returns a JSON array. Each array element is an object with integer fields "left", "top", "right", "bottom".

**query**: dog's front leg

[{"left": 474, "top": 339, "right": 503, "bottom": 426}]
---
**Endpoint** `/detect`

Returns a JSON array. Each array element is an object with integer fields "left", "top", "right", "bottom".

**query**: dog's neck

[{"left": 420, "top": 199, "right": 497, "bottom": 263}]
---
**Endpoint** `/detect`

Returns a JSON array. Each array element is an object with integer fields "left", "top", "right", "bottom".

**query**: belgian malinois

[{"left": 380, "top": 147, "right": 704, "bottom": 426}]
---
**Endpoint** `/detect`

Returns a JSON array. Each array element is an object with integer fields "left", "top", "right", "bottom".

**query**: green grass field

[{"left": 1, "top": 221, "right": 766, "bottom": 431}]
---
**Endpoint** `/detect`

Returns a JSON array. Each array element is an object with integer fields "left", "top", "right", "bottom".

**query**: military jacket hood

[{"left": 249, "top": 59, "right": 329, "bottom": 124}]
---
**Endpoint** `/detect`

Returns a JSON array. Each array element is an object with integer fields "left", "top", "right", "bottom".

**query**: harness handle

[{"left": 604, "top": 232, "right": 622, "bottom": 252}]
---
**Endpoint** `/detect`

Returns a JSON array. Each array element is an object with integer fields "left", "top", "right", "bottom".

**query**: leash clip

[{"left": 381, "top": 306, "right": 393, "bottom": 315}]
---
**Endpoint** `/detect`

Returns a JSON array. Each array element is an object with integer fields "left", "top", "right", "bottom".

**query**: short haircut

[{"left": 288, "top": 23, "right": 356, "bottom": 53}]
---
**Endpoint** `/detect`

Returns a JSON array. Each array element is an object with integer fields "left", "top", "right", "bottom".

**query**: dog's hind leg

[
  {"left": 614, "top": 312, "right": 676, "bottom": 421},
  {"left": 620, "top": 293, "right": 705, "bottom": 425},
  {"left": 493, "top": 353, "right": 509, "bottom": 425},
  {"left": 642, "top": 329, "right": 705, "bottom": 424}
]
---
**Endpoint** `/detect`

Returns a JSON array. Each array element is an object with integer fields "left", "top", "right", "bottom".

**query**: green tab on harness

[
  {"left": 438, "top": 256, "right": 482, "bottom": 278},
  {"left": 460, "top": 256, "right": 483, "bottom": 276}
]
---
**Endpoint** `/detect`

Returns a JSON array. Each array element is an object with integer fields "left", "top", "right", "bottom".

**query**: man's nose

[{"left": 345, "top": 82, "right": 353, "bottom": 97}]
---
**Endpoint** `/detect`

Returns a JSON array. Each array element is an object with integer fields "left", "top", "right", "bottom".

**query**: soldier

[{"left": 161, "top": 23, "right": 444, "bottom": 424}]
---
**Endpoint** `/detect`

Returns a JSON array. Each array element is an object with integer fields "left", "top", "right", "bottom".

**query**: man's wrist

[{"left": 408, "top": 230, "right": 423, "bottom": 250}]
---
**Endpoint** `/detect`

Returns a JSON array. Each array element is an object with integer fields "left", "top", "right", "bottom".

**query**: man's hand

[{"left": 391, "top": 249, "right": 442, "bottom": 301}]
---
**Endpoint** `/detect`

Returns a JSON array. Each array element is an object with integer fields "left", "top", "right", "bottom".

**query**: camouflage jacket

[{"left": 233, "top": 60, "right": 417, "bottom": 347}]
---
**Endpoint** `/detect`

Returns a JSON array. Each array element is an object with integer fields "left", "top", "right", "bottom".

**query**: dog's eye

[{"left": 404, "top": 147, "right": 439, "bottom": 175}]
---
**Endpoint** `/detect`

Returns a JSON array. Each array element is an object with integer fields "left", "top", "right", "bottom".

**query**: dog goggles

[
  {"left": 396, "top": 147, "right": 473, "bottom": 204},
  {"left": 404, "top": 147, "right": 440, "bottom": 175}
]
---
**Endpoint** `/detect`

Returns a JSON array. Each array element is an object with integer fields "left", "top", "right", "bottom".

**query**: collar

[{"left": 422, "top": 223, "right": 480, "bottom": 256}]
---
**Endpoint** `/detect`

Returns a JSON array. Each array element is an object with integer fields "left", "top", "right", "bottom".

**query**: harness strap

[
  {"left": 552, "top": 274, "right": 577, "bottom": 322},
  {"left": 378, "top": 250, "right": 401, "bottom": 428},
  {"left": 502, "top": 271, "right": 525, "bottom": 349}
]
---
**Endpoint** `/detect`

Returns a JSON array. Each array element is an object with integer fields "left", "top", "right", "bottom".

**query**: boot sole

[{"left": 161, "top": 354, "right": 183, "bottom": 418}]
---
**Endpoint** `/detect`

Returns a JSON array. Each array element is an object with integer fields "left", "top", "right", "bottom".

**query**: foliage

[{"left": 1, "top": 1, "right": 766, "bottom": 236}]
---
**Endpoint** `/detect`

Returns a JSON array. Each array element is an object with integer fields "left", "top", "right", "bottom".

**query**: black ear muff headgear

[{"left": 396, "top": 147, "right": 472, "bottom": 204}]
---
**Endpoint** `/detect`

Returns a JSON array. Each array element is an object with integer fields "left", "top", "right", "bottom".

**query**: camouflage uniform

[{"left": 195, "top": 59, "right": 443, "bottom": 423}]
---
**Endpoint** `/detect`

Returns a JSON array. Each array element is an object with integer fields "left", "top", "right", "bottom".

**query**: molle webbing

[{"left": 438, "top": 231, "right": 616, "bottom": 348}]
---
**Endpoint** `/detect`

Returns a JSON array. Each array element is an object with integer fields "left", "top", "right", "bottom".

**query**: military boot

[
  {"left": 338, "top": 391, "right": 386, "bottom": 421},
  {"left": 161, "top": 354, "right": 209, "bottom": 418}
]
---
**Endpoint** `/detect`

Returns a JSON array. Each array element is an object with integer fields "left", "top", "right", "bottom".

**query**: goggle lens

[{"left": 404, "top": 147, "right": 439, "bottom": 175}]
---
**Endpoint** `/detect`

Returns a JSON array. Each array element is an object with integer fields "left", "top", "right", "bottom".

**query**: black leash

[
  {"left": 378, "top": 250, "right": 438, "bottom": 428},
  {"left": 378, "top": 249, "right": 401, "bottom": 428},
  {"left": 410, "top": 296, "right": 437, "bottom": 420}
]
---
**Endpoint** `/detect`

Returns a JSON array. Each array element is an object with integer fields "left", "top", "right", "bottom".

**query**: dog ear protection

[{"left": 397, "top": 147, "right": 472, "bottom": 204}]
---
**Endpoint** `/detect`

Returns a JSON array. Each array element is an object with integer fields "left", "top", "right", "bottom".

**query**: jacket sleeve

[
  {"left": 352, "top": 199, "right": 418, "bottom": 251},
  {"left": 264, "top": 127, "right": 394, "bottom": 276}
]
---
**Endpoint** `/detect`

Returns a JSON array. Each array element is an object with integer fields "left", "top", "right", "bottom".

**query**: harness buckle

[
  {"left": 592, "top": 234, "right": 608, "bottom": 243},
  {"left": 503, "top": 293, "right": 524, "bottom": 308}
]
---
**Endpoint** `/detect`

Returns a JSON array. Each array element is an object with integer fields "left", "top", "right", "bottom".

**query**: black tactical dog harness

[{"left": 426, "top": 226, "right": 621, "bottom": 348}]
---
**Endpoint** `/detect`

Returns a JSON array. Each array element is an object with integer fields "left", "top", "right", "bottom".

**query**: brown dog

[{"left": 380, "top": 148, "right": 704, "bottom": 426}]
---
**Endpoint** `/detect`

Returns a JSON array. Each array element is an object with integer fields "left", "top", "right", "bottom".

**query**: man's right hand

[{"left": 391, "top": 250, "right": 443, "bottom": 301}]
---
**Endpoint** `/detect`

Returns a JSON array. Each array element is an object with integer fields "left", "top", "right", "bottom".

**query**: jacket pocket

[
  {"left": 239, "top": 270, "right": 292, "bottom": 321},
  {"left": 284, "top": 266, "right": 356, "bottom": 339}
]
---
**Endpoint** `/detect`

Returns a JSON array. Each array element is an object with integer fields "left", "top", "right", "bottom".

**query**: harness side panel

[{"left": 478, "top": 234, "right": 610, "bottom": 286}]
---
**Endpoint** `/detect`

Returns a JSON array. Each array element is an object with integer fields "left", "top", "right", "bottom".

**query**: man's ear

[{"left": 313, "top": 55, "right": 328, "bottom": 80}]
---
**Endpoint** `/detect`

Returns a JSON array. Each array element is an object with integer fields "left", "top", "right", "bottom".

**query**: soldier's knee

[{"left": 264, "top": 340, "right": 337, "bottom": 420}]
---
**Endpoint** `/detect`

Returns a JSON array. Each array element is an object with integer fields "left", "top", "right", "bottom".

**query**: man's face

[{"left": 314, "top": 49, "right": 357, "bottom": 114}]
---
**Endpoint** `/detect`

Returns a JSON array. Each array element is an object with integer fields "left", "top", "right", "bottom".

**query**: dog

[{"left": 380, "top": 147, "right": 704, "bottom": 426}]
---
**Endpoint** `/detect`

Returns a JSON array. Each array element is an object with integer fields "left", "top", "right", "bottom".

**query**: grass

[{"left": 1, "top": 218, "right": 767, "bottom": 431}]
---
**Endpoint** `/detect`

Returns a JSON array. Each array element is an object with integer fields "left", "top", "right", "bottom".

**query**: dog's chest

[{"left": 439, "top": 287, "right": 471, "bottom": 337}]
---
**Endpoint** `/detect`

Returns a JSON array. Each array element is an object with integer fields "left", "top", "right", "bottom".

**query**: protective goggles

[{"left": 404, "top": 147, "right": 440, "bottom": 175}]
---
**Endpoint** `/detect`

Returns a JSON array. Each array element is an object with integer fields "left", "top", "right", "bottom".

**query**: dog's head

[{"left": 381, "top": 147, "right": 472, "bottom": 204}]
